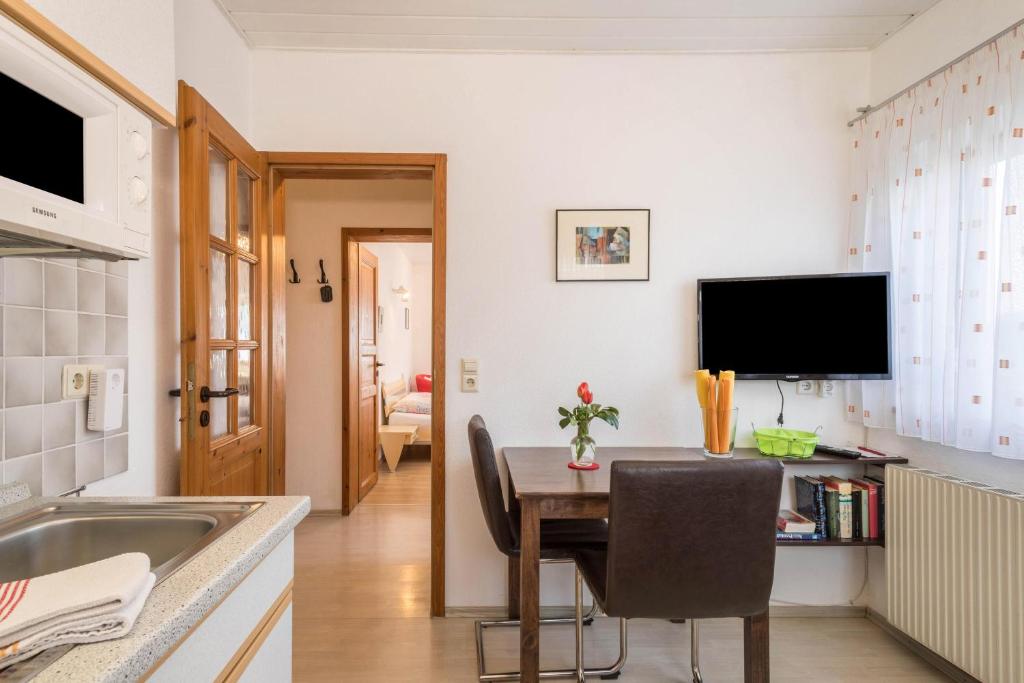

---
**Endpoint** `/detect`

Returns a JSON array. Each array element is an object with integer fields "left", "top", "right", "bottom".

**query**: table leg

[
  {"left": 743, "top": 611, "right": 770, "bottom": 683},
  {"left": 519, "top": 498, "right": 541, "bottom": 682},
  {"left": 507, "top": 556, "right": 520, "bottom": 619}
]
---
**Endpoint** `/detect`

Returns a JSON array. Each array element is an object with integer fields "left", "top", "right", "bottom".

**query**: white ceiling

[{"left": 216, "top": 0, "right": 941, "bottom": 53}]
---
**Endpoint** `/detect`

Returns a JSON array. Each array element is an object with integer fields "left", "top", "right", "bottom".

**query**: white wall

[
  {"left": 173, "top": 0, "right": 252, "bottom": 138},
  {"left": 410, "top": 262, "right": 432, "bottom": 379},
  {"left": 283, "top": 179, "right": 432, "bottom": 510},
  {"left": 869, "top": 0, "right": 1023, "bottom": 103},
  {"left": 21, "top": 0, "right": 252, "bottom": 496},
  {"left": 25, "top": 0, "right": 176, "bottom": 111},
  {"left": 254, "top": 49, "right": 872, "bottom": 607}
]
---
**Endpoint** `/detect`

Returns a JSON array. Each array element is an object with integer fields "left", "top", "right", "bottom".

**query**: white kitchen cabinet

[{"left": 148, "top": 533, "right": 294, "bottom": 682}]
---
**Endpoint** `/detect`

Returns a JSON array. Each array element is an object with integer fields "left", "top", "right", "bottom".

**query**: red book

[
  {"left": 777, "top": 509, "right": 816, "bottom": 534},
  {"left": 850, "top": 478, "right": 879, "bottom": 538}
]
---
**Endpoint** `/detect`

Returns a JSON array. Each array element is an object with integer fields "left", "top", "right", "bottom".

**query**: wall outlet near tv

[
  {"left": 796, "top": 380, "right": 816, "bottom": 395},
  {"left": 817, "top": 380, "right": 836, "bottom": 398}
]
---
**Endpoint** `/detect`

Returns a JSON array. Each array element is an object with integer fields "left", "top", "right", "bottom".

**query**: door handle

[
  {"left": 200, "top": 386, "right": 240, "bottom": 402},
  {"left": 375, "top": 362, "right": 385, "bottom": 367}
]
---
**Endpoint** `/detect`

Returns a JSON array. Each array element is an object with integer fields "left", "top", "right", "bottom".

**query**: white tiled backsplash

[{"left": 0, "top": 258, "right": 129, "bottom": 495}]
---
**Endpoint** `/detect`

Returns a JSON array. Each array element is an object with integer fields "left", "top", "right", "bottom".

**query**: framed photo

[{"left": 556, "top": 209, "right": 650, "bottom": 282}]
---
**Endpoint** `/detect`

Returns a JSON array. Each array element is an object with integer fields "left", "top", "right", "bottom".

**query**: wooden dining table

[{"left": 503, "top": 446, "right": 777, "bottom": 683}]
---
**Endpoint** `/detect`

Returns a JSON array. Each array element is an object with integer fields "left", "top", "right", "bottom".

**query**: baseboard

[
  {"left": 307, "top": 509, "right": 343, "bottom": 517},
  {"left": 865, "top": 607, "right": 980, "bottom": 683},
  {"left": 768, "top": 605, "right": 866, "bottom": 618},
  {"left": 448, "top": 604, "right": 864, "bottom": 619},
  {"left": 446, "top": 605, "right": 591, "bottom": 619}
]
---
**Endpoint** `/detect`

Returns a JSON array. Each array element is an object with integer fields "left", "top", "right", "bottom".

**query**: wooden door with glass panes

[{"left": 177, "top": 81, "right": 267, "bottom": 496}]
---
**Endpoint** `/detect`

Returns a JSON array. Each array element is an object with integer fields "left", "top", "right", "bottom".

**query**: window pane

[
  {"left": 238, "top": 349, "right": 252, "bottom": 428},
  {"left": 209, "top": 147, "right": 228, "bottom": 240},
  {"left": 210, "top": 350, "right": 228, "bottom": 439},
  {"left": 236, "top": 169, "right": 252, "bottom": 252},
  {"left": 238, "top": 259, "right": 252, "bottom": 340},
  {"left": 210, "top": 249, "right": 228, "bottom": 339}
]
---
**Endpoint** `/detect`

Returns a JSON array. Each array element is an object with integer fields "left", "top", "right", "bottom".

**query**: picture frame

[{"left": 555, "top": 209, "right": 650, "bottom": 282}]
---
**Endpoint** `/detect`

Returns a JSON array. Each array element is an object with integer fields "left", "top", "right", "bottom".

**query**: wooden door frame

[
  {"left": 344, "top": 229, "right": 430, "bottom": 507},
  {"left": 266, "top": 153, "right": 447, "bottom": 617}
]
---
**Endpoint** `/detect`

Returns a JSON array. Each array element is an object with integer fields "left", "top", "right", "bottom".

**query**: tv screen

[{"left": 698, "top": 273, "right": 892, "bottom": 380}]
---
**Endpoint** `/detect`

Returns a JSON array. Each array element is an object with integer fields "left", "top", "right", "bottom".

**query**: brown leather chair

[
  {"left": 468, "top": 416, "right": 627, "bottom": 681},
  {"left": 574, "top": 459, "right": 783, "bottom": 682}
]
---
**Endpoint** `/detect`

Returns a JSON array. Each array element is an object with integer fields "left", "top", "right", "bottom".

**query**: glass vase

[
  {"left": 699, "top": 406, "right": 739, "bottom": 458},
  {"left": 570, "top": 430, "right": 597, "bottom": 466}
]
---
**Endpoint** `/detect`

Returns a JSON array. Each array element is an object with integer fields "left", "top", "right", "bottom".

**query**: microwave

[{"left": 0, "top": 13, "right": 152, "bottom": 260}]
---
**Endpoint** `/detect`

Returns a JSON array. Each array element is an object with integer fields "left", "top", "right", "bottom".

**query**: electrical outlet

[
  {"left": 818, "top": 380, "right": 836, "bottom": 398},
  {"left": 62, "top": 364, "right": 103, "bottom": 399},
  {"left": 796, "top": 380, "right": 816, "bottom": 395},
  {"left": 461, "top": 374, "right": 479, "bottom": 392}
]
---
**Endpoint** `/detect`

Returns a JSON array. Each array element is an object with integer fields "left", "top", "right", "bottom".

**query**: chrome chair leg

[
  {"left": 475, "top": 562, "right": 628, "bottom": 681},
  {"left": 574, "top": 567, "right": 585, "bottom": 682},
  {"left": 690, "top": 619, "right": 703, "bottom": 683}
]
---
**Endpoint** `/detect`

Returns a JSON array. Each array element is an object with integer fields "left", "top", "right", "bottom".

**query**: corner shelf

[
  {"left": 730, "top": 448, "right": 908, "bottom": 467},
  {"left": 777, "top": 538, "right": 885, "bottom": 547}
]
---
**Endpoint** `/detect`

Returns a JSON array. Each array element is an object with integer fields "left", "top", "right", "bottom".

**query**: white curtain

[{"left": 846, "top": 26, "right": 1024, "bottom": 459}]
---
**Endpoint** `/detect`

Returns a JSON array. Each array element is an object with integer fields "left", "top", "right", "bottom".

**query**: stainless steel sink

[{"left": 0, "top": 501, "right": 263, "bottom": 585}]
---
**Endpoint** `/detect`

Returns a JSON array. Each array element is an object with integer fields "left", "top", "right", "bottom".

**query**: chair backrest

[
  {"left": 603, "top": 459, "right": 783, "bottom": 619},
  {"left": 467, "top": 416, "right": 517, "bottom": 556}
]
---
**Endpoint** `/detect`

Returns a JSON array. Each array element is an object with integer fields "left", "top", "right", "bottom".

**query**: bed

[{"left": 382, "top": 377, "right": 432, "bottom": 445}]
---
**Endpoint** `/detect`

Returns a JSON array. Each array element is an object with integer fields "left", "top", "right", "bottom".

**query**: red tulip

[
  {"left": 581, "top": 389, "right": 594, "bottom": 405},
  {"left": 577, "top": 382, "right": 589, "bottom": 400}
]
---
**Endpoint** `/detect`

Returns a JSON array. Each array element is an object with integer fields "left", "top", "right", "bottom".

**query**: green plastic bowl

[{"left": 753, "top": 427, "right": 820, "bottom": 458}]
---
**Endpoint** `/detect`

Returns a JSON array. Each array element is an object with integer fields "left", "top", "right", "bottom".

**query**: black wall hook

[
  {"left": 288, "top": 259, "right": 300, "bottom": 284},
  {"left": 318, "top": 259, "right": 334, "bottom": 302}
]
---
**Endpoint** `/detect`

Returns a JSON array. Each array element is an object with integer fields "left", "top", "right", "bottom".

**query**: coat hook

[
  {"left": 318, "top": 259, "right": 334, "bottom": 302},
  {"left": 288, "top": 259, "right": 300, "bottom": 284}
]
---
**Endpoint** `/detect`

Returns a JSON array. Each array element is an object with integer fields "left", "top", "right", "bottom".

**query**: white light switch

[{"left": 461, "top": 358, "right": 479, "bottom": 392}]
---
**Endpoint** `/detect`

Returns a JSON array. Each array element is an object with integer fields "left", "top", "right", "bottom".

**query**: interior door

[
  {"left": 356, "top": 245, "right": 380, "bottom": 501},
  {"left": 177, "top": 81, "right": 268, "bottom": 496}
]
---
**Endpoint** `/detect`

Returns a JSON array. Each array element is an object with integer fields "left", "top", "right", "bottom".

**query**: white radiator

[{"left": 887, "top": 466, "right": 1024, "bottom": 683}]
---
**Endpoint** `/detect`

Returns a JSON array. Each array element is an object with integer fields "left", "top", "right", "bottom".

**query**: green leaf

[
  {"left": 557, "top": 406, "right": 570, "bottom": 417},
  {"left": 558, "top": 417, "right": 572, "bottom": 429}
]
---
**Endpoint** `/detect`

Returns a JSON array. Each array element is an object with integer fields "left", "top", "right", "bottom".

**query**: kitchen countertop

[{"left": 0, "top": 489, "right": 310, "bottom": 682}]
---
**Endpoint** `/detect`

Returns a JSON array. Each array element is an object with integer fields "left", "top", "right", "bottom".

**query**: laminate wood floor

[{"left": 292, "top": 454, "right": 947, "bottom": 682}]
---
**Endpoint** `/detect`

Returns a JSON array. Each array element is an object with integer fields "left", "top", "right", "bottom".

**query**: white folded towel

[{"left": 0, "top": 553, "right": 156, "bottom": 669}]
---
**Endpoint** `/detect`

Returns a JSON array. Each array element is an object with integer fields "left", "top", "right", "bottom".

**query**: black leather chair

[
  {"left": 574, "top": 459, "right": 783, "bottom": 682},
  {"left": 468, "top": 416, "right": 627, "bottom": 681}
]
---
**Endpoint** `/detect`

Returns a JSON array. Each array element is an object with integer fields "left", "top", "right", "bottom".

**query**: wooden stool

[{"left": 379, "top": 425, "right": 419, "bottom": 472}]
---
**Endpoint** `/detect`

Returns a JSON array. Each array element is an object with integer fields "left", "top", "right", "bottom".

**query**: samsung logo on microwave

[{"left": 32, "top": 207, "right": 57, "bottom": 220}]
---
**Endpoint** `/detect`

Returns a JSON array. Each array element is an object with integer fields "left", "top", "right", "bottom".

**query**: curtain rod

[{"left": 847, "top": 16, "right": 1024, "bottom": 127}]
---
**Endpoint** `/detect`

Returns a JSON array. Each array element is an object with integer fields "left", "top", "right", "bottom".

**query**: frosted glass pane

[
  {"left": 209, "top": 147, "right": 228, "bottom": 240},
  {"left": 236, "top": 169, "right": 252, "bottom": 252},
  {"left": 210, "top": 350, "right": 228, "bottom": 439},
  {"left": 238, "top": 349, "right": 252, "bottom": 428},
  {"left": 238, "top": 259, "right": 252, "bottom": 340},
  {"left": 209, "top": 249, "right": 228, "bottom": 339}
]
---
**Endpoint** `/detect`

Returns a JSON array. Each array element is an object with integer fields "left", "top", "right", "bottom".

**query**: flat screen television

[{"left": 698, "top": 272, "right": 892, "bottom": 380}]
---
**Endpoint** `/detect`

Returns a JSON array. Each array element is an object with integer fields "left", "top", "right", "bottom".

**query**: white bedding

[{"left": 382, "top": 378, "right": 431, "bottom": 443}]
